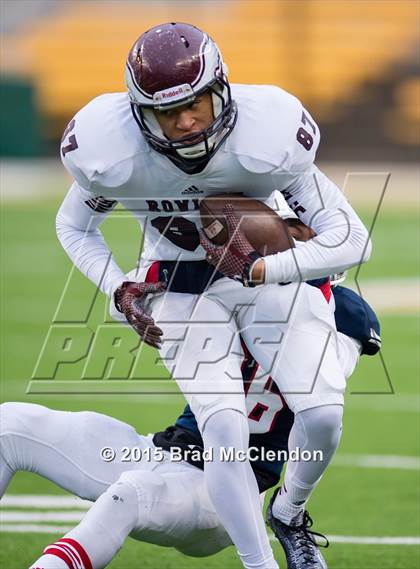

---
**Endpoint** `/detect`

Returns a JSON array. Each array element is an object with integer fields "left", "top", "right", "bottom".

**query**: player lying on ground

[
  {"left": 0, "top": 288, "right": 380, "bottom": 569},
  {"left": 57, "top": 22, "right": 372, "bottom": 569}
]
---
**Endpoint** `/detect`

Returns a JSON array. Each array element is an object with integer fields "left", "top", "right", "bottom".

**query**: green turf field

[{"left": 1, "top": 196, "right": 419, "bottom": 568}]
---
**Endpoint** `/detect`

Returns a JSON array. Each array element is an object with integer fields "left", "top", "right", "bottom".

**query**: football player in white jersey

[{"left": 55, "top": 23, "right": 372, "bottom": 569}]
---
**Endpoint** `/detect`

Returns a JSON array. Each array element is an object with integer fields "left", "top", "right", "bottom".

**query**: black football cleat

[{"left": 266, "top": 488, "right": 329, "bottom": 569}]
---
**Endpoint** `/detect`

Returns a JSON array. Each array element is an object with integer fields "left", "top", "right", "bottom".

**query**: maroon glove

[
  {"left": 199, "top": 204, "right": 262, "bottom": 287},
  {"left": 114, "top": 281, "right": 166, "bottom": 348}
]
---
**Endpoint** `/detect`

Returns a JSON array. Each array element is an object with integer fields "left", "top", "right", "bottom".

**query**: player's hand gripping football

[
  {"left": 114, "top": 281, "right": 166, "bottom": 348},
  {"left": 200, "top": 204, "right": 262, "bottom": 287}
]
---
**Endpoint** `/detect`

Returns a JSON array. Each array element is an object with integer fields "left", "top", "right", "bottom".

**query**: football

[{"left": 200, "top": 194, "right": 295, "bottom": 255}]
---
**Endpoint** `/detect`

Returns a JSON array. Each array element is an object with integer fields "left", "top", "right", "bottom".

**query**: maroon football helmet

[{"left": 125, "top": 22, "right": 237, "bottom": 168}]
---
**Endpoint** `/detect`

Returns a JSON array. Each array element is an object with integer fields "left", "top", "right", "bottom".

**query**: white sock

[
  {"left": 273, "top": 405, "right": 343, "bottom": 525},
  {"left": 203, "top": 409, "right": 278, "bottom": 569}
]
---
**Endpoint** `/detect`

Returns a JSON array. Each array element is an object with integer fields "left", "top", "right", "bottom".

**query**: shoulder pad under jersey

[
  {"left": 226, "top": 84, "right": 321, "bottom": 174},
  {"left": 60, "top": 93, "right": 148, "bottom": 191}
]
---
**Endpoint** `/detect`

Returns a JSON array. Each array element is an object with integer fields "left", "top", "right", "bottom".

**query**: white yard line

[
  {"left": 269, "top": 535, "right": 420, "bottom": 546},
  {"left": 1, "top": 523, "right": 74, "bottom": 533},
  {"left": 0, "top": 451, "right": 418, "bottom": 515},
  {"left": 1, "top": 522, "right": 418, "bottom": 545},
  {"left": 0, "top": 495, "right": 91, "bottom": 509},
  {"left": 326, "top": 536, "right": 420, "bottom": 545},
  {"left": 1, "top": 495, "right": 419, "bottom": 545},
  {"left": 333, "top": 454, "right": 420, "bottom": 471},
  {"left": 0, "top": 511, "right": 85, "bottom": 522},
  {"left": 346, "top": 394, "right": 420, "bottom": 414}
]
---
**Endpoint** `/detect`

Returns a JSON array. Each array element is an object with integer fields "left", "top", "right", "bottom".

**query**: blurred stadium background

[{"left": 0, "top": 1, "right": 419, "bottom": 568}]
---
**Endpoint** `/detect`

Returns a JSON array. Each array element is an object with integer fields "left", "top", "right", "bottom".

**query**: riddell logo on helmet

[
  {"left": 154, "top": 84, "right": 194, "bottom": 105},
  {"left": 162, "top": 87, "right": 184, "bottom": 99}
]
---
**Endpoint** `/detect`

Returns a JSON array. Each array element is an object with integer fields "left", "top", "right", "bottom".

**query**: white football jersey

[
  {"left": 61, "top": 85, "right": 315, "bottom": 260},
  {"left": 58, "top": 84, "right": 370, "bottom": 297}
]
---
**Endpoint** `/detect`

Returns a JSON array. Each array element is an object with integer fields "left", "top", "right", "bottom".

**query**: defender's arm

[{"left": 260, "top": 165, "right": 371, "bottom": 284}]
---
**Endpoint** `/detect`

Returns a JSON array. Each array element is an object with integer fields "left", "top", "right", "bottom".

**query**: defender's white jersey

[{"left": 58, "top": 84, "right": 371, "bottom": 297}]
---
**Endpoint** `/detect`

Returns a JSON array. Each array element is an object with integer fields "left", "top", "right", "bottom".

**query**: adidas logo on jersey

[{"left": 181, "top": 185, "right": 203, "bottom": 195}]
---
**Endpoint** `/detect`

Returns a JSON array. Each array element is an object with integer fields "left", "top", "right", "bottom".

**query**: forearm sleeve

[
  {"left": 264, "top": 165, "right": 372, "bottom": 283},
  {"left": 55, "top": 182, "right": 127, "bottom": 298}
]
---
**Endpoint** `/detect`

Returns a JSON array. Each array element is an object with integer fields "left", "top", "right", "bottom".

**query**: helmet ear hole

[
  {"left": 141, "top": 108, "right": 166, "bottom": 140},
  {"left": 210, "top": 83, "right": 226, "bottom": 121}
]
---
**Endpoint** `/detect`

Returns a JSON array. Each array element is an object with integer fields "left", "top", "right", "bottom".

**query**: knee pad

[
  {"left": 105, "top": 475, "right": 140, "bottom": 504},
  {"left": 110, "top": 470, "right": 170, "bottom": 536},
  {"left": 117, "top": 469, "right": 166, "bottom": 508},
  {"left": 97, "top": 474, "right": 141, "bottom": 532},
  {"left": 203, "top": 408, "right": 249, "bottom": 449},
  {"left": 296, "top": 405, "right": 343, "bottom": 450},
  {"left": 72, "top": 475, "right": 140, "bottom": 553}
]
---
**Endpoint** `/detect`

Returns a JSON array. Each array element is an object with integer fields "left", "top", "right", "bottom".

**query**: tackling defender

[{"left": 55, "top": 23, "right": 372, "bottom": 569}]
